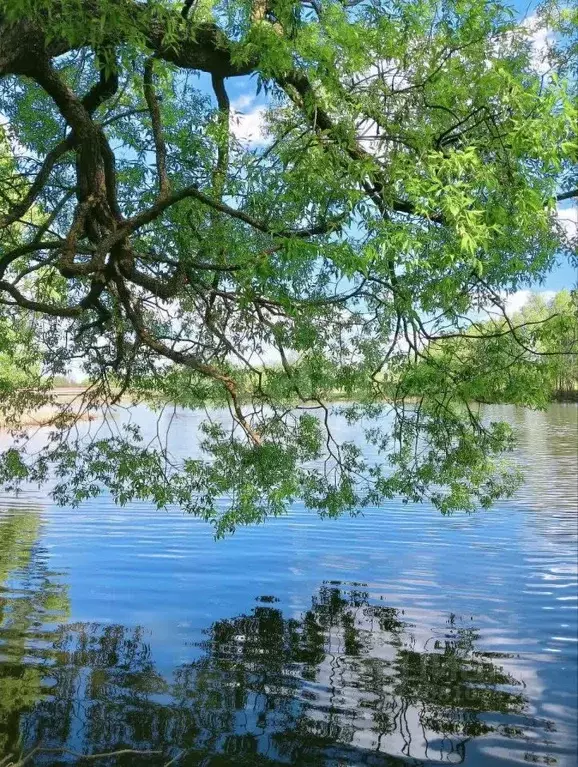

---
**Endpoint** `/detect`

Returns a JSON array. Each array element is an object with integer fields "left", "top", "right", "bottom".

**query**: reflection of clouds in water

[
  {"left": 289, "top": 594, "right": 523, "bottom": 761},
  {"left": 153, "top": 403, "right": 576, "bottom": 515},
  {"left": 1, "top": 405, "right": 576, "bottom": 765},
  {"left": 0, "top": 572, "right": 544, "bottom": 766},
  {"left": 11, "top": 401, "right": 574, "bottom": 517},
  {"left": 487, "top": 404, "right": 578, "bottom": 515},
  {"left": 493, "top": 405, "right": 578, "bottom": 764},
  {"left": 108, "top": 401, "right": 393, "bottom": 467}
]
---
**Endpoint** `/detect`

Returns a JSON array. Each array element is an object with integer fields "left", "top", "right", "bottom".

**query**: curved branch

[
  {"left": 113, "top": 269, "right": 262, "bottom": 445},
  {"left": 278, "top": 72, "right": 443, "bottom": 222},
  {"left": 99, "top": 183, "right": 345, "bottom": 257},
  {"left": 0, "top": 240, "right": 68, "bottom": 279},
  {"left": 0, "top": 137, "right": 73, "bottom": 230},
  {"left": 143, "top": 57, "right": 170, "bottom": 199},
  {"left": 0, "top": 57, "right": 119, "bottom": 230},
  {"left": 0, "top": 279, "right": 83, "bottom": 317},
  {"left": 556, "top": 188, "right": 578, "bottom": 202}
]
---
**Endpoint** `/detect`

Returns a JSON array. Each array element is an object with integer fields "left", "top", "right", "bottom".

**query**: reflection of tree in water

[
  {"left": 1, "top": 569, "right": 549, "bottom": 766},
  {"left": 0, "top": 511, "right": 69, "bottom": 756},
  {"left": 502, "top": 404, "right": 578, "bottom": 518},
  {"left": 175, "top": 586, "right": 528, "bottom": 765}
]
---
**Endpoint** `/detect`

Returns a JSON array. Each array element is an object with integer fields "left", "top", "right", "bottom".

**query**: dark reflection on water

[
  {"left": 0, "top": 522, "right": 537, "bottom": 767},
  {"left": 1, "top": 405, "right": 577, "bottom": 766}
]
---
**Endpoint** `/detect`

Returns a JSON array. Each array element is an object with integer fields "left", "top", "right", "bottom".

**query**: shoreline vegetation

[
  {"left": 2, "top": 385, "right": 577, "bottom": 431},
  {"left": 0, "top": 387, "right": 99, "bottom": 429},
  {"left": 4, "top": 291, "right": 575, "bottom": 430},
  {"left": 3, "top": 286, "right": 578, "bottom": 430},
  {"left": 548, "top": 389, "right": 578, "bottom": 402}
]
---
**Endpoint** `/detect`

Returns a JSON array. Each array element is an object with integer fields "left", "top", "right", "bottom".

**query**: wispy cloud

[
  {"left": 230, "top": 95, "right": 269, "bottom": 147},
  {"left": 504, "top": 290, "right": 557, "bottom": 315},
  {"left": 556, "top": 204, "right": 578, "bottom": 241},
  {"left": 523, "top": 14, "right": 554, "bottom": 75}
]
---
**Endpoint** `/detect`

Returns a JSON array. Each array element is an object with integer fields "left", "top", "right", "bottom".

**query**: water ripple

[{"left": 0, "top": 404, "right": 576, "bottom": 766}]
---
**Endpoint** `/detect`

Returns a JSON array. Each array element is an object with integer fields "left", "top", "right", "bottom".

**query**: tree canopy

[{"left": 0, "top": 0, "right": 576, "bottom": 533}]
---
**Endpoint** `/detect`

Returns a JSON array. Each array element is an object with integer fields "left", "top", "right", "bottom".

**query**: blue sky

[{"left": 541, "top": 262, "right": 577, "bottom": 292}]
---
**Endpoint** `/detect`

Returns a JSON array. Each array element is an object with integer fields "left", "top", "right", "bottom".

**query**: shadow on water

[
  {"left": 1, "top": 509, "right": 557, "bottom": 767},
  {"left": 0, "top": 511, "right": 69, "bottom": 757}
]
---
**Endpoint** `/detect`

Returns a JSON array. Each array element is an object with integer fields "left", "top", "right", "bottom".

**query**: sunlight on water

[{"left": 0, "top": 404, "right": 576, "bottom": 766}]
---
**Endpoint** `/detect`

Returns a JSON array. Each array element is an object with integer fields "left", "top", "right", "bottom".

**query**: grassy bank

[{"left": 0, "top": 387, "right": 99, "bottom": 429}]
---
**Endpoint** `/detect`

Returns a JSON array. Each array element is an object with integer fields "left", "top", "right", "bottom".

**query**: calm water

[{"left": 0, "top": 404, "right": 576, "bottom": 766}]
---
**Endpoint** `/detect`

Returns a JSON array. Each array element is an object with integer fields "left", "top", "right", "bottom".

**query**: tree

[
  {"left": 0, "top": 0, "right": 576, "bottom": 532},
  {"left": 503, "top": 290, "right": 578, "bottom": 398},
  {"left": 3, "top": 581, "right": 537, "bottom": 765},
  {"left": 402, "top": 290, "right": 578, "bottom": 407}
]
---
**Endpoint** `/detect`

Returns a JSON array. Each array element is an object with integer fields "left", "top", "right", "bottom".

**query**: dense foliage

[
  {"left": 404, "top": 289, "right": 578, "bottom": 405},
  {"left": 0, "top": 0, "right": 576, "bottom": 533}
]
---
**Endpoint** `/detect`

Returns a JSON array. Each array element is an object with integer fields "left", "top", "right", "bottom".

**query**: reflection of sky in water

[{"left": 0, "top": 404, "right": 576, "bottom": 765}]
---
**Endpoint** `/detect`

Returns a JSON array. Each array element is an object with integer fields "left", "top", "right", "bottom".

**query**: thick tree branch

[
  {"left": 0, "top": 56, "right": 119, "bottom": 230},
  {"left": 556, "top": 188, "right": 578, "bottom": 202},
  {"left": 0, "top": 10, "right": 254, "bottom": 79},
  {"left": 210, "top": 72, "right": 230, "bottom": 198},
  {"left": 143, "top": 58, "right": 170, "bottom": 199}
]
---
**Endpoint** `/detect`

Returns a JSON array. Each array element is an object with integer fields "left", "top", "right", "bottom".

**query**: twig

[{"left": 2, "top": 747, "right": 162, "bottom": 767}]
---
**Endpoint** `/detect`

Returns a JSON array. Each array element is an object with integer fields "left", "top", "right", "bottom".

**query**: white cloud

[
  {"left": 504, "top": 290, "right": 557, "bottom": 315},
  {"left": 230, "top": 96, "right": 269, "bottom": 147},
  {"left": 556, "top": 204, "right": 578, "bottom": 241},
  {"left": 231, "top": 94, "right": 254, "bottom": 111},
  {"left": 523, "top": 14, "right": 554, "bottom": 75}
]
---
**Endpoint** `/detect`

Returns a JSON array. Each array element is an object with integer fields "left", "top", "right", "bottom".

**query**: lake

[{"left": 0, "top": 404, "right": 576, "bottom": 766}]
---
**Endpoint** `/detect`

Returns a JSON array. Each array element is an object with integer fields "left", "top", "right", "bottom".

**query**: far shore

[
  {"left": 0, "top": 387, "right": 100, "bottom": 429},
  {"left": 2, "top": 384, "right": 577, "bottom": 431}
]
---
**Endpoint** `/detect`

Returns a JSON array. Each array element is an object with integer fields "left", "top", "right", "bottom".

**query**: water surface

[{"left": 0, "top": 404, "right": 576, "bottom": 766}]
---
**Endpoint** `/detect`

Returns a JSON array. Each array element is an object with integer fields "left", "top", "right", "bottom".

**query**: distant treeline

[
  {"left": 5, "top": 293, "right": 575, "bottom": 408},
  {"left": 400, "top": 290, "right": 578, "bottom": 406}
]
